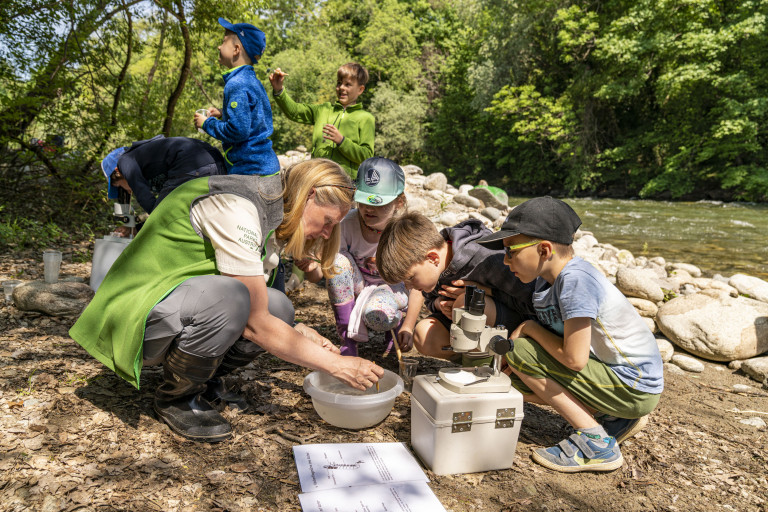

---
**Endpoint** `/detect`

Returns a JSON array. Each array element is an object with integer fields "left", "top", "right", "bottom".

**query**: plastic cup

[
  {"left": 43, "top": 249, "right": 62, "bottom": 284},
  {"left": 2, "top": 280, "right": 21, "bottom": 303},
  {"left": 398, "top": 357, "right": 419, "bottom": 392},
  {"left": 196, "top": 108, "right": 209, "bottom": 134}
]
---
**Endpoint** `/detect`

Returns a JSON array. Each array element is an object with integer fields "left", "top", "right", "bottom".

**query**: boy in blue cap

[
  {"left": 101, "top": 135, "right": 226, "bottom": 214},
  {"left": 194, "top": 18, "right": 280, "bottom": 176}
]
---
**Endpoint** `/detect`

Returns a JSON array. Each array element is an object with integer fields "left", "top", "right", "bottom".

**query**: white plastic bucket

[{"left": 90, "top": 236, "right": 131, "bottom": 291}]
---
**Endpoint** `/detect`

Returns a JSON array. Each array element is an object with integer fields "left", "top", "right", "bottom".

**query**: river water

[{"left": 508, "top": 197, "right": 768, "bottom": 279}]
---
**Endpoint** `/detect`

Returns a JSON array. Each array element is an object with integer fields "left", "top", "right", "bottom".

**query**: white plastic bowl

[{"left": 303, "top": 369, "right": 403, "bottom": 429}]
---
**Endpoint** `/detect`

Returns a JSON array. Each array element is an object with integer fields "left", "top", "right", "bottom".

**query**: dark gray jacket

[{"left": 424, "top": 219, "right": 536, "bottom": 319}]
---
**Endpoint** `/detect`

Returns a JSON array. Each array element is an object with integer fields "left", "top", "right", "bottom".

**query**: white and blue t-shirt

[{"left": 532, "top": 257, "right": 664, "bottom": 394}]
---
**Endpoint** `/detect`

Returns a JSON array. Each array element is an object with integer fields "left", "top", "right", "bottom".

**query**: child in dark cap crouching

[{"left": 476, "top": 196, "right": 664, "bottom": 473}]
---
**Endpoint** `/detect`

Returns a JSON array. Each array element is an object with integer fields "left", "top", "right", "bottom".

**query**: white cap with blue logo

[{"left": 353, "top": 157, "right": 405, "bottom": 206}]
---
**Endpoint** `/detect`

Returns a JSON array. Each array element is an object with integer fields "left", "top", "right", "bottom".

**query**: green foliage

[
  {"left": 0, "top": 215, "right": 68, "bottom": 252},
  {"left": 368, "top": 82, "right": 427, "bottom": 163},
  {"left": 0, "top": 0, "right": 767, "bottom": 220}
]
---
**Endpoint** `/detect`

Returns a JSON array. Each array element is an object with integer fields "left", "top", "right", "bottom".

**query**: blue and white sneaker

[
  {"left": 532, "top": 431, "right": 624, "bottom": 473},
  {"left": 599, "top": 415, "right": 649, "bottom": 444}
]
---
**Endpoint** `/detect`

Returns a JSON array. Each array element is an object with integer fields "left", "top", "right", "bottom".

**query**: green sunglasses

[{"left": 504, "top": 239, "right": 542, "bottom": 258}]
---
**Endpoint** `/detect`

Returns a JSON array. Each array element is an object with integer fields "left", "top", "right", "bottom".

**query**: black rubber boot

[
  {"left": 202, "top": 338, "right": 264, "bottom": 411},
  {"left": 154, "top": 345, "right": 231, "bottom": 442}
]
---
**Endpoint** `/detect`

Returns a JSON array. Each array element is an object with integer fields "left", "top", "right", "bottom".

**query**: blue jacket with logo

[{"left": 203, "top": 65, "right": 280, "bottom": 176}]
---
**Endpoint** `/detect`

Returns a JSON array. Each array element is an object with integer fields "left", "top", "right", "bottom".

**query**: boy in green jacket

[{"left": 269, "top": 62, "right": 374, "bottom": 179}]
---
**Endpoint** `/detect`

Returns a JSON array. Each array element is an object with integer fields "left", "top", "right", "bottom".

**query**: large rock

[
  {"left": 615, "top": 267, "right": 665, "bottom": 302},
  {"left": 424, "top": 173, "right": 448, "bottom": 192},
  {"left": 729, "top": 274, "right": 768, "bottom": 303},
  {"left": 656, "top": 293, "right": 768, "bottom": 361},
  {"left": 740, "top": 356, "right": 768, "bottom": 384},
  {"left": 453, "top": 194, "right": 482, "bottom": 209},
  {"left": 468, "top": 186, "right": 508, "bottom": 209},
  {"left": 13, "top": 281, "right": 94, "bottom": 316}
]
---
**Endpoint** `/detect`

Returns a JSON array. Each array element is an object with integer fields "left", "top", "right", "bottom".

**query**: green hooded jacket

[{"left": 273, "top": 89, "right": 374, "bottom": 179}]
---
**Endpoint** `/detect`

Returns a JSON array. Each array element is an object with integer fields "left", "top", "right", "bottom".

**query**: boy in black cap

[
  {"left": 476, "top": 196, "right": 664, "bottom": 473},
  {"left": 194, "top": 18, "right": 280, "bottom": 176}
]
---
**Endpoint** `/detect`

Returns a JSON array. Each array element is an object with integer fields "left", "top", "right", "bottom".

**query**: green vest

[{"left": 69, "top": 174, "right": 283, "bottom": 389}]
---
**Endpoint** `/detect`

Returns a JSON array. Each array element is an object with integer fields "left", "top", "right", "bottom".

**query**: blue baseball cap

[
  {"left": 101, "top": 147, "right": 126, "bottom": 200},
  {"left": 354, "top": 157, "right": 405, "bottom": 206},
  {"left": 218, "top": 18, "right": 266, "bottom": 61}
]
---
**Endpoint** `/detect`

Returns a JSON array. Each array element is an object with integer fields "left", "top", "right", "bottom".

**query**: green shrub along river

[{"left": 508, "top": 198, "right": 768, "bottom": 279}]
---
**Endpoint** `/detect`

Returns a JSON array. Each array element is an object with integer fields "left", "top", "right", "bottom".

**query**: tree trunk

[
  {"left": 161, "top": 0, "right": 191, "bottom": 137},
  {"left": 138, "top": 7, "right": 168, "bottom": 127}
]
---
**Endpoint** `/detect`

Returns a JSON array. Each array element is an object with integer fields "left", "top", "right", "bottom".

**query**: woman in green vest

[{"left": 70, "top": 158, "right": 384, "bottom": 442}]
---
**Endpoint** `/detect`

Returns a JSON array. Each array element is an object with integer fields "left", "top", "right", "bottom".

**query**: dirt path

[{"left": 1, "top": 251, "right": 767, "bottom": 511}]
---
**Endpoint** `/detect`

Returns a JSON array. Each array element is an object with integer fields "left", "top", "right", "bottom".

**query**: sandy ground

[{"left": 1, "top": 248, "right": 767, "bottom": 512}]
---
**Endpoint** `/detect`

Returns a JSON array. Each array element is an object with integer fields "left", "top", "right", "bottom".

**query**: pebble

[
  {"left": 739, "top": 417, "right": 767, "bottom": 428},
  {"left": 728, "top": 360, "right": 743, "bottom": 370},
  {"left": 733, "top": 384, "right": 754, "bottom": 393},
  {"left": 664, "top": 363, "right": 687, "bottom": 376},
  {"left": 670, "top": 354, "right": 705, "bottom": 373}
]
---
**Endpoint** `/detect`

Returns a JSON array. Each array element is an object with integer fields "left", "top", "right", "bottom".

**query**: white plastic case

[{"left": 410, "top": 374, "right": 524, "bottom": 475}]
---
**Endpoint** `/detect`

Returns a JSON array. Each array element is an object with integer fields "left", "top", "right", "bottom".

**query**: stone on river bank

[
  {"left": 670, "top": 354, "right": 705, "bottom": 373},
  {"left": 656, "top": 337, "right": 674, "bottom": 362},
  {"left": 740, "top": 356, "right": 768, "bottom": 385},
  {"left": 656, "top": 293, "right": 768, "bottom": 361},
  {"left": 615, "top": 267, "right": 667, "bottom": 302},
  {"left": 424, "top": 172, "right": 448, "bottom": 192},
  {"left": 13, "top": 281, "right": 94, "bottom": 316},
  {"left": 729, "top": 274, "right": 768, "bottom": 303},
  {"left": 468, "top": 186, "right": 508, "bottom": 209}
]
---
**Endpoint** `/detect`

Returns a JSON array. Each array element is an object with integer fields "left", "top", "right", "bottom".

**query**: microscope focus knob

[{"left": 489, "top": 335, "right": 513, "bottom": 355}]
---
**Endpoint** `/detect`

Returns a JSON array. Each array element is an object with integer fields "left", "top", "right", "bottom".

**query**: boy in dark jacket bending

[{"left": 376, "top": 212, "right": 535, "bottom": 361}]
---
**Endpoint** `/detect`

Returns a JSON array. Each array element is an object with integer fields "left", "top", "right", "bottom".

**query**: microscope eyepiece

[{"left": 468, "top": 288, "right": 485, "bottom": 316}]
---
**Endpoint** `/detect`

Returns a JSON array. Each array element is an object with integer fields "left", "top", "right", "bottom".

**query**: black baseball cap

[{"left": 476, "top": 196, "right": 582, "bottom": 249}]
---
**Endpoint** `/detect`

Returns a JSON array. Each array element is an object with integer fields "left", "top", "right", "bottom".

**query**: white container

[
  {"left": 90, "top": 236, "right": 131, "bottom": 291},
  {"left": 304, "top": 369, "right": 403, "bottom": 429},
  {"left": 410, "top": 374, "right": 524, "bottom": 475}
]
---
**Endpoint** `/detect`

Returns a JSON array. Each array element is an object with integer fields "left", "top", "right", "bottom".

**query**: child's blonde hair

[
  {"left": 277, "top": 159, "right": 355, "bottom": 277},
  {"left": 376, "top": 212, "right": 445, "bottom": 284}
]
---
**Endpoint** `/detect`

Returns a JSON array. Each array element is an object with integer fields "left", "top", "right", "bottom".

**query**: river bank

[{"left": 0, "top": 247, "right": 767, "bottom": 511}]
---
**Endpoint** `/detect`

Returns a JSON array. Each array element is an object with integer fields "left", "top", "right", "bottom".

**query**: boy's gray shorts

[{"left": 142, "top": 274, "right": 295, "bottom": 365}]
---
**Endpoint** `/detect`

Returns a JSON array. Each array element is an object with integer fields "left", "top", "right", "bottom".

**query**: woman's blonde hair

[{"left": 276, "top": 159, "right": 355, "bottom": 277}]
